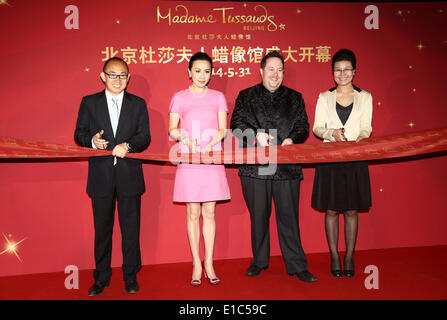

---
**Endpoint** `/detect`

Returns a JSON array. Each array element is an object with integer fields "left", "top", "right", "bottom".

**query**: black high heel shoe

[
  {"left": 343, "top": 256, "right": 355, "bottom": 278},
  {"left": 331, "top": 269, "right": 343, "bottom": 277},
  {"left": 331, "top": 255, "right": 343, "bottom": 278}
]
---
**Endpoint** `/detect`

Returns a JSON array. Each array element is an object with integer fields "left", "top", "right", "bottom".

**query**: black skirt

[{"left": 311, "top": 161, "right": 372, "bottom": 211}]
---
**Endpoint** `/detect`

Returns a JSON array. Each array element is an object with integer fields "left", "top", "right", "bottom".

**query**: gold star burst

[
  {"left": 416, "top": 42, "right": 424, "bottom": 51},
  {"left": 0, "top": 0, "right": 12, "bottom": 7},
  {"left": 408, "top": 121, "right": 415, "bottom": 128},
  {"left": 396, "top": 9, "right": 408, "bottom": 22},
  {"left": 0, "top": 233, "right": 26, "bottom": 262}
]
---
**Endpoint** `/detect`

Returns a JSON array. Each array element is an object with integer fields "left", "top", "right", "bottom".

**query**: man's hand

[
  {"left": 256, "top": 132, "right": 274, "bottom": 147},
  {"left": 112, "top": 143, "right": 129, "bottom": 158},
  {"left": 93, "top": 130, "right": 109, "bottom": 149},
  {"left": 281, "top": 138, "right": 293, "bottom": 146}
]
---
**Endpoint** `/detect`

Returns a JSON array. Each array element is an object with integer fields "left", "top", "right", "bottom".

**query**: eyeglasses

[
  {"left": 104, "top": 72, "right": 129, "bottom": 80},
  {"left": 333, "top": 68, "right": 354, "bottom": 75}
]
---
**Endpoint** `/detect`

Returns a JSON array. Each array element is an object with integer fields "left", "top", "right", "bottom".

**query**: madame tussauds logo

[{"left": 156, "top": 4, "right": 279, "bottom": 32}]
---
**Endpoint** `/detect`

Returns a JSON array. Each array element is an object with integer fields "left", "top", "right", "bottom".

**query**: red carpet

[{"left": 0, "top": 246, "right": 446, "bottom": 300}]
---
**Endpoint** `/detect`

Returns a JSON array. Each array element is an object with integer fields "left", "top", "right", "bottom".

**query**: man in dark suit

[
  {"left": 230, "top": 51, "right": 317, "bottom": 283},
  {"left": 74, "top": 57, "right": 150, "bottom": 296}
]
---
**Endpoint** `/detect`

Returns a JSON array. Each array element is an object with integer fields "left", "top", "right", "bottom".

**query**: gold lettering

[
  {"left": 176, "top": 5, "right": 188, "bottom": 23},
  {"left": 254, "top": 5, "right": 268, "bottom": 23},
  {"left": 267, "top": 15, "right": 277, "bottom": 32},
  {"left": 157, "top": 4, "right": 277, "bottom": 29},
  {"left": 156, "top": 6, "right": 171, "bottom": 26},
  {"left": 213, "top": 7, "right": 234, "bottom": 24}
]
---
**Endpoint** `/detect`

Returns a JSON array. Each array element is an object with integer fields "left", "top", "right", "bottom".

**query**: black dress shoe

[
  {"left": 88, "top": 281, "right": 110, "bottom": 297},
  {"left": 294, "top": 270, "right": 318, "bottom": 283},
  {"left": 245, "top": 265, "right": 267, "bottom": 277},
  {"left": 125, "top": 280, "right": 140, "bottom": 293}
]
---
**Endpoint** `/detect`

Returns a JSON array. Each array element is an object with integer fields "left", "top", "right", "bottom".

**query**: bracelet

[{"left": 180, "top": 137, "right": 189, "bottom": 145}]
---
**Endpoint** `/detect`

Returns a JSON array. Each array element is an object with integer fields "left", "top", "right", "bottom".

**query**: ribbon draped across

[{"left": 1, "top": 127, "right": 446, "bottom": 164}]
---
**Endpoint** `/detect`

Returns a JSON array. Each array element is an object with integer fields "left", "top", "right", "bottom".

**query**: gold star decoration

[
  {"left": 379, "top": 188, "right": 384, "bottom": 192},
  {"left": 409, "top": 65, "right": 413, "bottom": 69},
  {"left": 116, "top": 20, "right": 120, "bottom": 24},
  {"left": 412, "top": 88, "right": 417, "bottom": 92},
  {"left": 408, "top": 121, "right": 415, "bottom": 128},
  {"left": 416, "top": 42, "right": 424, "bottom": 51},
  {"left": 0, "top": 0, "right": 12, "bottom": 7},
  {"left": 243, "top": 3, "right": 247, "bottom": 8},
  {"left": 377, "top": 102, "right": 382, "bottom": 106},
  {"left": 85, "top": 67, "right": 90, "bottom": 72},
  {"left": 0, "top": 233, "right": 27, "bottom": 262},
  {"left": 296, "top": 9, "right": 302, "bottom": 14},
  {"left": 279, "top": 24, "right": 286, "bottom": 30},
  {"left": 396, "top": 9, "right": 408, "bottom": 22}
]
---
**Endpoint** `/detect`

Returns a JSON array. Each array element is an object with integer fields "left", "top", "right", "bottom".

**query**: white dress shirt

[{"left": 91, "top": 89, "right": 124, "bottom": 165}]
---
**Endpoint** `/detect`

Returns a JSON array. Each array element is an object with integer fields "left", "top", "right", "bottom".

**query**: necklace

[{"left": 189, "top": 85, "right": 208, "bottom": 98}]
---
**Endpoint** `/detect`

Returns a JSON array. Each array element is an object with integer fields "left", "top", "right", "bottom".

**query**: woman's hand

[
  {"left": 356, "top": 136, "right": 366, "bottom": 143},
  {"left": 182, "top": 137, "right": 199, "bottom": 153},
  {"left": 332, "top": 128, "right": 347, "bottom": 142},
  {"left": 202, "top": 143, "right": 213, "bottom": 154}
]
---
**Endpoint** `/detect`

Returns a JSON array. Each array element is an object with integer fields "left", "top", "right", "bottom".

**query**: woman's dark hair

[
  {"left": 332, "top": 49, "right": 356, "bottom": 70},
  {"left": 188, "top": 52, "right": 213, "bottom": 70}
]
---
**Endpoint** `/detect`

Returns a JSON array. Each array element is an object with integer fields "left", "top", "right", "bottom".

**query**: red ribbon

[{"left": 1, "top": 127, "right": 446, "bottom": 164}]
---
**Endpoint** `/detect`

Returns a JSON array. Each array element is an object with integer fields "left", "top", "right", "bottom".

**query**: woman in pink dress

[{"left": 168, "top": 52, "right": 230, "bottom": 286}]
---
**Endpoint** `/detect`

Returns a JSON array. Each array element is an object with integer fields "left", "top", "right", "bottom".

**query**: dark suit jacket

[
  {"left": 230, "top": 83, "right": 309, "bottom": 180},
  {"left": 74, "top": 90, "right": 151, "bottom": 197}
]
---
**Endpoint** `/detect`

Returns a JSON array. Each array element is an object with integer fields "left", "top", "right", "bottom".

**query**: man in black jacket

[
  {"left": 74, "top": 57, "right": 151, "bottom": 295},
  {"left": 230, "top": 51, "right": 317, "bottom": 282}
]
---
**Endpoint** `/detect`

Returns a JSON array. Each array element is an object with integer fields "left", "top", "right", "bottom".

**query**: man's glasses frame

[{"left": 104, "top": 72, "right": 129, "bottom": 80}]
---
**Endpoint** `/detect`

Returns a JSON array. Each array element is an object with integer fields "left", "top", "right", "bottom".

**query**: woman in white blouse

[{"left": 312, "top": 49, "right": 372, "bottom": 278}]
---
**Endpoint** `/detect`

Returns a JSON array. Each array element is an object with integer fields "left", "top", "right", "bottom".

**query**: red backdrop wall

[{"left": 0, "top": 1, "right": 446, "bottom": 277}]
